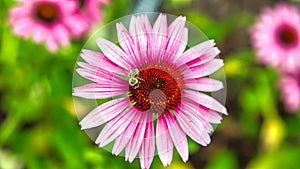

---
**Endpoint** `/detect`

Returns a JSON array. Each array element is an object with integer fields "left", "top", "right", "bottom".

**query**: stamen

[{"left": 129, "top": 62, "right": 183, "bottom": 114}]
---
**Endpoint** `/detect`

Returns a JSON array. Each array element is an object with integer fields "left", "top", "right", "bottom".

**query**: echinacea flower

[
  {"left": 73, "top": 0, "right": 109, "bottom": 36},
  {"left": 9, "top": 0, "right": 87, "bottom": 52},
  {"left": 279, "top": 73, "right": 300, "bottom": 112},
  {"left": 73, "top": 14, "right": 227, "bottom": 169},
  {"left": 250, "top": 3, "right": 300, "bottom": 73}
]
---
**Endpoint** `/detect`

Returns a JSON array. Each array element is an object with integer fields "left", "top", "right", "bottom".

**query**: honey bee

[{"left": 128, "top": 69, "right": 139, "bottom": 89}]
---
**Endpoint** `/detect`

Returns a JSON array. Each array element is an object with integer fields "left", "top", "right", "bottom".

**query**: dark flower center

[
  {"left": 277, "top": 24, "right": 298, "bottom": 47},
  {"left": 129, "top": 62, "right": 183, "bottom": 114},
  {"left": 34, "top": 2, "right": 59, "bottom": 23},
  {"left": 78, "top": 0, "right": 86, "bottom": 8}
]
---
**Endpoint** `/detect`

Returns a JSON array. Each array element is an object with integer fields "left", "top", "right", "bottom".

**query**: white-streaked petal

[
  {"left": 165, "top": 113, "right": 189, "bottom": 162},
  {"left": 164, "top": 16, "right": 187, "bottom": 61},
  {"left": 125, "top": 113, "right": 149, "bottom": 162},
  {"left": 183, "top": 59, "right": 224, "bottom": 79},
  {"left": 75, "top": 61, "right": 122, "bottom": 83},
  {"left": 183, "top": 47, "right": 221, "bottom": 68},
  {"left": 185, "top": 78, "right": 223, "bottom": 92},
  {"left": 183, "top": 90, "right": 227, "bottom": 115},
  {"left": 73, "top": 80, "right": 127, "bottom": 99},
  {"left": 175, "top": 40, "right": 218, "bottom": 66},
  {"left": 116, "top": 23, "right": 140, "bottom": 65},
  {"left": 112, "top": 111, "right": 143, "bottom": 155},
  {"left": 80, "top": 49, "right": 125, "bottom": 74},
  {"left": 128, "top": 15, "right": 152, "bottom": 66},
  {"left": 180, "top": 100, "right": 214, "bottom": 133},
  {"left": 96, "top": 38, "right": 133, "bottom": 70},
  {"left": 156, "top": 115, "right": 173, "bottom": 167},
  {"left": 96, "top": 107, "right": 138, "bottom": 147},
  {"left": 174, "top": 108, "right": 211, "bottom": 146},
  {"left": 153, "top": 13, "right": 168, "bottom": 34},
  {"left": 151, "top": 14, "right": 168, "bottom": 61},
  {"left": 79, "top": 97, "right": 130, "bottom": 129},
  {"left": 139, "top": 119, "right": 155, "bottom": 169},
  {"left": 182, "top": 99, "right": 223, "bottom": 124}
]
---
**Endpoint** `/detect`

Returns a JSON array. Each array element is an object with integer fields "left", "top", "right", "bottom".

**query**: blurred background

[{"left": 1, "top": 0, "right": 300, "bottom": 169}]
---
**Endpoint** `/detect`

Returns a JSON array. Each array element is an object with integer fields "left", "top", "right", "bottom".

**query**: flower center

[
  {"left": 77, "top": 0, "right": 86, "bottom": 8},
  {"left": 34, "top": 2, "right": 59, "bottom": 23},
  {"left": 277, "top": 24, "right": 298, "bottom": 47},
  {"left": 129, "top": 62, "right": 183, "bottom": 114}
]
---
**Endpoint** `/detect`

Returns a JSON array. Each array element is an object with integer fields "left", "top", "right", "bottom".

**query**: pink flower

[
  {"left": 279, "top": 73, "right": 300, "bottom": 112},
  {"left": 73, "top": 14, "right": 227, "bottom": 169},
  {"left": 250, "top": 3, "right": 300, "bottom": 73},
  {"left": 73, "top": 0, "right": 109, "bottom": 36},
  {"left": 9, "top": 0, "right": 87, "bottom": 52}
]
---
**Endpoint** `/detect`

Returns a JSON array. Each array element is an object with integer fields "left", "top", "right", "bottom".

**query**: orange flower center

[
  {"left": 34, "top": 2, "right": 59, "bottom": 23},
  {"left": 277, "top": 24, "right": 298, "bottom": 47},
  {"left": 129, "top": 62, "right": 183, "bottom": 114}
]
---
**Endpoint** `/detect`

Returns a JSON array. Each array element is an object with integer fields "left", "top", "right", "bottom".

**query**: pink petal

[
  {"left": 96, "top": 38, "right": 133, "bottom": 70},
  {"left": 125, "top": 113, "right": 150, "bottom": 162},
  {"left": 180, "top": 100, "right": 215, "bottom": 133},
  {"left": 59, "top": 0, "right": 77, "bottom": 14},
  {"left": 175, "top": 40, "right": 218, "bottom": 67},
  {"left": 182, "top": 47, "right": 221, "bottom": 68},
  {"left": 151, "top": 14, "right": 168, "bottom": 61},
  {"left": 164, "top": 113, "right": 189, "bottom": 162},
  {"left": 74, "top": 82, "right": 127, "bottom": 92},
  {"left": 139, "top": 119, "right": 155, "bottom": 169},
  {"left": 79, "top": 97, "right": 130, "bottom": 129},
  {"left": 112, "top": 111, "right": 143, "bottom": 155},
  {"left": 75, "top": 60, "right": 125, "bottom": 83},
  {"left": 80, "top": 50, "right": 126, "bottom": 74},
  {"left": 116, "top": 23, "right": 140, "bottom": 66},
  {"left": 182, "top": 59, "right": 224, "bottom": 79},
  {"left": 164, "top": 23, "right": 188, "bottom": 62},
  {"left": 73, "top": 82, "right": 127, "bottom": 99},
  {"left": 183, "top": 99, "right": 223, "bottom": 124},
  {"left": 11, "top": 18, "right": 33, "bottom": 38},
  {"left": 81, "top": 49, "right": 103, "bottom": 65},
  {"left": 32, "top": 25, "right": 48, "bottom": 43},
  {"left": 183, "top": 90, "right": 227, "bottom": 115},
  {"left": 73, "top": 64, "right": 127, "bottom": 100},
  {"left": 64, "top": 16, "right": 87, "bottom": 37},
  {"left": 96, "top": 107, "right": 138, "bottom": 147},
  {"left": 75, "top": 68, "right": 111, "bottom": 84},
  {"left": 174, "top": 108, "right": 211, "bottom": 146},
  {"left": 53, "top": 25, "right": 70, "bottom": 47},
  {"left": 184, "top": 77, "right": 223, "bottom": 92},
  {"left": 128, "top": 15, "right": 152, "bottom": 66},
  {"left": 165, "top": 16, "right": 188, "bottom": 61},
  {"left": 46, "top": 33, "right": 58, "bottom": 52},
  {"left": 9, "top": 7, "right": 31, "bottom": 23},
  {"left": 156, "top": 115, "right": 173, "bottom": 167},
  {"left": 153, "top": 14, "right": 168, "bottom": 34},
  {"left": 77, "top": 61, "right": 124, "bottom": 81}
]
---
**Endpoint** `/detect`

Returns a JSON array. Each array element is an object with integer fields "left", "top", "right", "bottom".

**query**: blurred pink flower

[
  {"left": 73, "top": 14, "right": 227, "bottom": 169},
  {"left": 250, "top": 3, "right": 300, "bottom": 73},
  {"left": 279, "top": 73, "right": 300, "bottom": 112},
  {"left": 9, "top": 0, "right": 87, "bottom": 52},
  {"left": 73, "top": 0, "right": 109, "bottom": 36}
]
